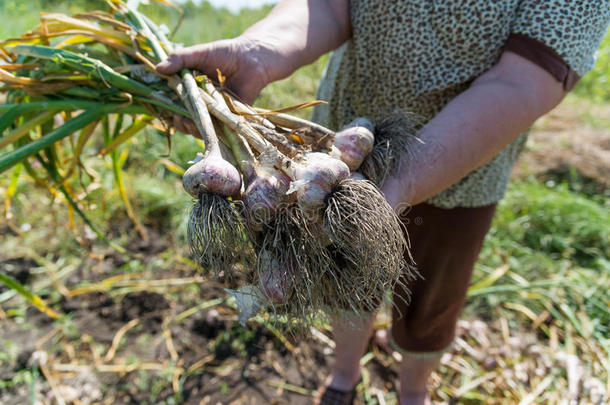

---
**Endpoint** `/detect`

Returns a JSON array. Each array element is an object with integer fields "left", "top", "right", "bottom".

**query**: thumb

[
  {"left": 156, "top": 44, "right": 206, "bottom": 74},
  {"left": 155, "top": 41, "right": 235, "bottom": 76},
  {"left": 155, "top": 52, "right": 185, "bottom": 75}
]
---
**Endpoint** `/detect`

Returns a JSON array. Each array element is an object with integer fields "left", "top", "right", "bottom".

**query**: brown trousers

[{"left": 391, "top": 202, "right": 497, "bottom": 353}]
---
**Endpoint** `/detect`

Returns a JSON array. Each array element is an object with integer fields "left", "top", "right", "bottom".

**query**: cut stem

[
  {"left": 198, "top": 84, "right": 296, "bottom": 179},
  {"left": 253, "top": 106, "right": 335, "bottom": 139},
  {"left": 133, "top": 5, "right": 220, "bottom": 155},
  {"left": 222, "top": 126, "right": 256, "bottom": 174}
]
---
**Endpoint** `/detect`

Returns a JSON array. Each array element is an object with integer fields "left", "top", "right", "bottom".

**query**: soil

[
  {"left": 0, "top": 257, "right": 338, "bottom": 404},
  {"left": 512, "top": 100, "right": 610, "bottom": 193}
]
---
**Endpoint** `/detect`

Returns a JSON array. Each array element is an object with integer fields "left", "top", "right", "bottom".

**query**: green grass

[
  {"left": 0, "top": 0, "right": 91, "bottom": 38},
  {"left": 471, "top": 180, "right": 609, "bottom": 344},
  {"left": 494, "top": 181, "right": 608, "bottom": 270},
  {"left": 573, "top": 30, "right": 610, "bottom": 103}
]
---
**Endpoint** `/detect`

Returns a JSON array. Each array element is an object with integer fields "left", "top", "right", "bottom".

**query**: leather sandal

[{"left": 314, "top": 382, "right": 358, "bottom": 405}]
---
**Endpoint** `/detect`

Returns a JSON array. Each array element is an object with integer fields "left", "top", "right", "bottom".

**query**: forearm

[
  {"left": 240, "top": 0, "right": 351, "bottom": 82},
  {"left": 384, "top": 52, "right": 566, "bottom": 209}
]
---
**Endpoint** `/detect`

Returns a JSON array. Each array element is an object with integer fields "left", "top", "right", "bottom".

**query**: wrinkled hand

[
  {"left": 156, "top": 37, "right": 271, "bottom": 134},
  {"left": 380, "top": 176, "right": 409, "bottom": 215}
]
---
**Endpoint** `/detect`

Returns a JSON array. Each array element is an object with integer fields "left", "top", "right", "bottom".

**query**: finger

[
  {"left": 156, "top": 46, "right": 199, "bottom": 74},
  {"left": 156, "top": 53, "right": 183, "bottom": 75},
  {"left": 156, "top": 44, "right": 212, "bottom": 74},
  {"left": 228, "top": 80, "right": 261, "bottom": 105},
  {"left": 156, "top": 40, "right": 236, "bottom": 77},
  {"left": 229, "top": 68, "right": 269, "bottom": 104}
]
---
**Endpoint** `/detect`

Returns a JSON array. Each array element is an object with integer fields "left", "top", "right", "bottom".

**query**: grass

[
  {"left": 1, "top": 1, "right": 609, "bottom": 404},
  {"left": 473, "top": 180, "right": 609, "bottom": 341},
  {"left": 573, "top": 30, "right": 610, "bottom": 103}
]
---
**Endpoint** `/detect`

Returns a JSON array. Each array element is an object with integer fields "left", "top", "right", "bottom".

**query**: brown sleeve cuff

[{"left": 505, "top": 33, "right": 580, "bottom": 91}]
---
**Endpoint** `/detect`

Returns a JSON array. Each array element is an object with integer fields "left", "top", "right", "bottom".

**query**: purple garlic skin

[
  {"left": 292, "top": 152, "right": 350, "bottom": 219},
  {"left": 242, "top": 168, "right": 291, "bottom": 227},
  {"left": 259, "top": 250, "right": 292, "bottom": 303},
  {"left": 330, "top": 119, "right": 375, "bottom": 171},
  {"left": 182, "top": 153, "right": 242, "bottom": 198},
  {"left": 296, "top": 182, "right": 328, "bottom": 218}
]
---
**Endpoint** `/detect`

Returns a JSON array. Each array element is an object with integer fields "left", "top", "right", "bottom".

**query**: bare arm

[
  {"left": 157, "top": 0, "right": 350, "bottom": 104},
  {"left": 241, "top": 0, "right": 351, "bottom": 83},
  {"left": 382, "top": 51, "right": 567, "bottom": 211}
]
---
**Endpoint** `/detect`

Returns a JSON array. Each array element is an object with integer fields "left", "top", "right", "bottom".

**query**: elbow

[{"left": 473, "top": 51, "right": 567, "bottom": 117}]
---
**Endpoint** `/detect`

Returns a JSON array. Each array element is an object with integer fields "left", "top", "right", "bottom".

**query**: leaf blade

[{"left": 0, "top": 272, "right": 61, "bottom": 319}]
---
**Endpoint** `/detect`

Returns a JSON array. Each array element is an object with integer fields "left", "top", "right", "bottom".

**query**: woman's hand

[
  {"left": 156, "top": 37, "right": 271, "bottom": 105},
  {"left": 156, "top": 37, "right": 274, "bottom": 134},
  {"left": 155, "top": 0, "right": 350, "bottom": 135}
]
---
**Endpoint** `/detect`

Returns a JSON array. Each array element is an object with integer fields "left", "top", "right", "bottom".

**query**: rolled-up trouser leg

[{"left": 391, "top": 202, "right": 497, "bottom": 354}]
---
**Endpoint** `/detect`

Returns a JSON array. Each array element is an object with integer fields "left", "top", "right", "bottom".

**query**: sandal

[{"left": 314, "top": 382, "right": 358, "bottom": 405}]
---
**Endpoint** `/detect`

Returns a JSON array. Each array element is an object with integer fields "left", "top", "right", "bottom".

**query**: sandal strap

[{"left": 316, "top": 385, "right": 356, "bottom": 405}]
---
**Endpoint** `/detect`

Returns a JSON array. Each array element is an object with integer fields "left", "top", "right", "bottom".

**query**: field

[{"left": 0, "top": 1, "right": 609, "bottom": 404}]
